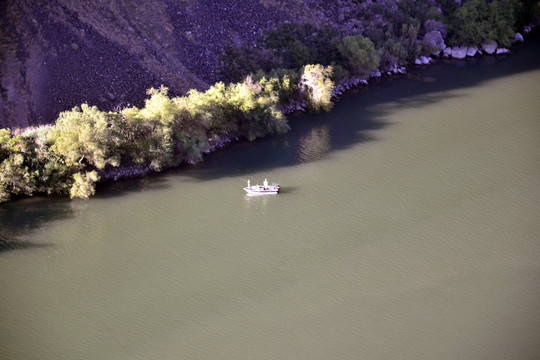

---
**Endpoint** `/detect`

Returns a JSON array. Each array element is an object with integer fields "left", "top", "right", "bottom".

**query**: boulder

[
  {"left": 481, "top": 40, "right": 497, "bottom": 55},
  {"left": 451, "top": 47, "right": 467, "bottom": 59},
  {"left": 415, "top": 58, "right": 422, "bottom": 65},
  {"left": 514, "top": 32, "right": 524, "bottom": 42},
  {"left": 421, "top": 56, "right": 431, "bottom": 64},
  {"left": 496, "top": 48, "right": 509, "bottom": 54},
  {"left": 443, "top": 47, "right": 452, "bottom": 57},
  {"left": 423, "top": 31, "right": 446, "bottom": 55},
  {"left": 466, "top": 46, "right": 478, "bottom": 57}
]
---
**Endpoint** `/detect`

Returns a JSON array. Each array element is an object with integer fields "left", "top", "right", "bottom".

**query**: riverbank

[
  {"left": 107, "top": 25, "right": 535, "bottom": 184},
  {"left": 0, "top": 22, "right": 537, "bottom": 203}
]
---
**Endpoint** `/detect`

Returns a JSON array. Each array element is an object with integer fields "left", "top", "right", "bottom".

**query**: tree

[
  {"left": 338, "top": 35, "right": 380, "bottom": 77},
  {"left": 446, "top": 0, "right": 516, "bottom": 47},
  {"left": 299, "top": 64, "right": 335, "bottom": 112},
  {"left": 0, "top": 129, "right": 38, "bottom": 202},
  {"left": 69, "top": 171, "right": 100, "bottom": 199},
  {"left": 47, "top": 104, "right": 121, "bottom": 169},
  {"left": 227, "top": 81, "right": 289, "bottom": 141}
]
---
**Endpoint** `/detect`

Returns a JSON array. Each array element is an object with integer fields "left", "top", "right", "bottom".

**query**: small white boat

[{"left": 244, "top": 179, "right": 281, "bottom": 195}]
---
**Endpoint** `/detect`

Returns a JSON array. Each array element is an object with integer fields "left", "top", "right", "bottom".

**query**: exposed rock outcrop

[
  {"left": 443, "top": 47, "right": 452, "bottom": 57},
  {"left": 451, "top": 47, "right": 468, "bottom": 59},
  {"left": 466, "top": 46, "right": 478, "bottom": 57},
  {"left": 481, "top": 40, "right": 498, "bottom": 55}
]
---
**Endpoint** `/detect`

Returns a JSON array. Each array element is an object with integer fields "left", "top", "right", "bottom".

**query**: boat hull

[{"left": 243, "top": 185, "right": 280, "bottom": 195}]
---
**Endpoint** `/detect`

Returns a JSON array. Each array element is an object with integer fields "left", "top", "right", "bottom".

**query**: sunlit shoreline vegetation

[{"left": 0, "top": 65, "right": 334, "bottom": 202}]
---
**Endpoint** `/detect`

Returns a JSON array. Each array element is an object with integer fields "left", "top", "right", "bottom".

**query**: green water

[{"left": 1, "top": 40, "right": 540, "bottom": 359}]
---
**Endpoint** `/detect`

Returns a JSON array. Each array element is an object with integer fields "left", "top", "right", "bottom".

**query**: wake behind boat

[{"left": 244, "top": 179, "right": 280, "bottom": 195}]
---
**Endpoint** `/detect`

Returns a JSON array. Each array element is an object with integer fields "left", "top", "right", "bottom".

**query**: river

[{"left": 1, "top": 35, "right": 540, "bottom": 360}]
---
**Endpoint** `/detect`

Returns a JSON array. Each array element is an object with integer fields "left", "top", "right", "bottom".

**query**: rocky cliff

[{"left": 0, "top": 0, "right": 341, "bottom": 129}]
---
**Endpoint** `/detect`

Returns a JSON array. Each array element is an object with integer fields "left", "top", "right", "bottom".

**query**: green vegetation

[
  {"left": 218, "top": 23, "right": 341, "bottom": 83},
  {"left": 444, "top": 0, "right": 517, "bottom": 47},
  {"left": 299, "top": 64, "right": 335, "bottom": 112},
  {"left": 0, "top": 67, "right": 335, "bottom": 202},
  {"left": 218, "top": 0, "right": 534, "bottom": 81},
  {"left": 337, "top": 35, "right": 380, "bottom": 77}
]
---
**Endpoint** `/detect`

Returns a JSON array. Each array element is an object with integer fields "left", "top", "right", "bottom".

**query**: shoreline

[
  {"left": 98, "top": 26, "right": 536, "bottom": 183},
  {"left": 1, "top": 25, "right": 538, "bottom": 202}
]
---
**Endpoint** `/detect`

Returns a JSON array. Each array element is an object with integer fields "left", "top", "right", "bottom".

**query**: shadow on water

[
  {"left": 93, "top": 171, "right": 173, "bottom": 200},
  {"left": 177, "top": 88, "right": 463, "bottom": 182},
  {"left": 1, "top": 30, "right": 539, "bottom": 249},
  {"left": 275, "top": 185, "right": 300, "bottom": 194},
  {"left": 0, "top": 197, "right": 67, "bottom": 253},
  {"left": 177, "top": 30, "right": 540, "bottom": 182}
]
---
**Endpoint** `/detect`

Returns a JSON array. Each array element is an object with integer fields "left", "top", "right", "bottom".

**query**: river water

[{"left": 1, "top": 36, "right": 540, "bottom": 360}]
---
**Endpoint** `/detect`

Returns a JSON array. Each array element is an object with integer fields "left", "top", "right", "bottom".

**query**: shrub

[
  {"left": 47, "top": 104, "right": 121, "bottom": 169},
  {"left": 445, "top": 0, "right": 516, "bottom": 47},
  {"left": 69, "top": 171, "right": 100, "bottom": 199},
  {"left": 337, "top": 35, "right": 380, "bottom": 76},
  {"left": 299, "top": 64, "right": 335, "bottom": 112}
]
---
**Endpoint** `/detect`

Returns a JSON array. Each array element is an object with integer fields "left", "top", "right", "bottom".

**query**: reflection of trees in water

[{"left": 298, "top": 125, "right": 331, "bottom": 163}]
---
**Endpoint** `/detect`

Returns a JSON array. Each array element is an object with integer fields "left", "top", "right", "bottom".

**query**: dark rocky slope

[
  {"left": 1, "top": 0, "right": 536, "bottom": 130},
  {"left": 0, "top": 0, "right": 331, "bottom": 129}
]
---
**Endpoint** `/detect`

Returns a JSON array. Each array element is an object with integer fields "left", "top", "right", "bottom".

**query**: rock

[
  {"left": 423, "top": 31, "right": 445, "bottom": 55},
  {"left": 496, "top": 48, "right": 509, "bottom": 54},
  {"left": 514, "top": 32, "right": 524, "bottom": 42},
  {"left": 443, "top": 47, "right": 452, "bottom": 57},
  {"left": 481, "top": 40, "right": 497, "bottom": 55},
  {"left": 451, "top": 47, "right": 467, "bottom": 59},
  {"left": 420, "top": 56, "right": 431, "bottom": 64},
  {"left": 524, "top": 25, "right": 532, "bottom": 33},
  {"left": 415, "top": 58, "right": 422, "bottom": 65},
  {"left": 466, "top": 46, "right": 478, "bottom": 57}
]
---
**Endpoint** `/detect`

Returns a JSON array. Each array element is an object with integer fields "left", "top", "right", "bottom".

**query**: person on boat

[
  {"left": 263, "top": 179, "right": 268, "bottom": 188},
  {"left": 247, "top": 179, "right": 250, "bottom": 188}
]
